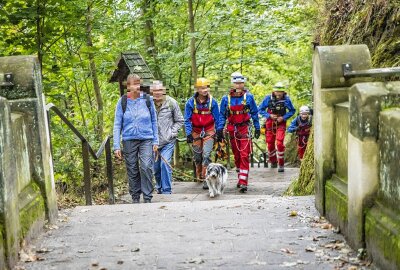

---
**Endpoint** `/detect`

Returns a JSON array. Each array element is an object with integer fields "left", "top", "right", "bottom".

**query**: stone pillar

[
  {"left": 0, "top": 97, "right": 20, "bottom": 267},
  {"left": 312, "top": 45, "right": 371, "bottom": 213},
  {"left": 0, "top": 55, "right": 58, "bottom": 269},
  {"left": 347, "top": 82, "right": 387, "bottom": 249},
  {"left": 0, "top": 56, "right": 58, "bottom": 223}
]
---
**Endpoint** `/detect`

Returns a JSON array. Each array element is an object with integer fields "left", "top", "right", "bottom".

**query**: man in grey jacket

[{"left": 151, "top": 81, "right": 184, "bottom": 194}]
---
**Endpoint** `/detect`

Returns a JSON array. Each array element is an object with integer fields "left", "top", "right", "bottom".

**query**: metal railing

[{"left": 45, "top": 103, "right": 114, "bottom": 205}]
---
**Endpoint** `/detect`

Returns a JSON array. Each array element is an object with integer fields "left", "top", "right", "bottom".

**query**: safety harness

[
  {"left": 267, "top": 93, "right": 287, "bottom": 116},
  {"left": 227, "top": 92, "right": 249, "bottom": 115}
]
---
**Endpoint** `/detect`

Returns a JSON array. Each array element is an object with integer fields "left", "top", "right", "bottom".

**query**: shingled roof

[{"left": 109, "top": 52, "right": 155, "bottom": 83}]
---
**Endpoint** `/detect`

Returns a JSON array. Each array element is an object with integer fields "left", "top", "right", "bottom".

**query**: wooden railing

[{"left": 45, "top": 103, "right": 114, "bottom": 205}]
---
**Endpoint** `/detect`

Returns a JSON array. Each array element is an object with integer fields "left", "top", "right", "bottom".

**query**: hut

[{"left": 109, "top": 52, "right": 155, "bottom": 96}]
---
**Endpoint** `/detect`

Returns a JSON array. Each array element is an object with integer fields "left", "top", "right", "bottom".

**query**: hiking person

[
  {"left": 184, "top": 78, "right": 219, "bottom": 189},
  {"left": 217, "top": 72, "right": 260, "bottom": 193},
  {"left": 258, "top": 82, "right": 296, "bottom": 172},
  {"left": 287, "top": 105, "right": 312, "bottom": 160},
  {"left": 151, "top": 80, "right": 184, "bottom": 194},
  {"left": 113, "top": 74, "right": 159, "bottom": 203}
]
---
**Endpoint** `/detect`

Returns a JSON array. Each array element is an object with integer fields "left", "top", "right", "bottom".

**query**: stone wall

[
  {"left": 0, "top": 56, "right": 58, "bottom": 269},
  {"left": 313, "top": 45, "right": 400, "bottom": 270}
]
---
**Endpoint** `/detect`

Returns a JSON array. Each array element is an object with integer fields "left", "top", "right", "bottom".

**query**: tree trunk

[
  {"left": 142, "top": 0, "right": 162, "bottom": 79},
  {"left": 188, "top": 0, "right": 197, "bottom": 82},
  {"left": 36, "top": 0, "right": 44, "bottom": 73},
  {"left": 86, "top": 0, "right": 104, "bottom": 141}
]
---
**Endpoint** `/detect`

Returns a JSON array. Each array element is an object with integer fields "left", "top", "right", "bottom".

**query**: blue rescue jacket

[
  {"left": 217, "top": 91, "right": 260, "bottom": 131},
  {"left": 184, "top": 94, "right": 220, "bottom": 135},
  {"left": 258, "top": 93, "right": 296, "bottom": 121}
]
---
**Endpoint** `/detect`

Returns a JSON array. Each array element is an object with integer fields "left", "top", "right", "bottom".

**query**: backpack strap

[{"left": 122, "top": 94, "right": 127, "bottom": 113}]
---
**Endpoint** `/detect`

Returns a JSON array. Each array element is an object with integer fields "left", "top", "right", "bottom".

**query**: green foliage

[{"left": 0, "top": 0, "right": 318, "bottom": 193}]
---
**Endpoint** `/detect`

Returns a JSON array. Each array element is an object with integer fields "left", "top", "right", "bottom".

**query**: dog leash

[{"left": 156, "top": 152, "right": 204, "bottom": 182}]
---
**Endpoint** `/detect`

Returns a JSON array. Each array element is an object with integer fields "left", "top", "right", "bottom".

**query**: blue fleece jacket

[
  {"left": 184, "top": 94, "right": 220, "bottom": 135},
  {"left": 258, "top": 94, "right": 296, "bottom": 121},
  {"left": 113, "top": 96, "right": 159, "bottom": 150},
  {"left": 287, "top": 115, "right": 313, "bottom": 133},
  {"left": 217, "top": 91, "right": 260, "bottom": 131}
]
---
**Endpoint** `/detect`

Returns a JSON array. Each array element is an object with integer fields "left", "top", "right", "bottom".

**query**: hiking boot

[
  {"left": 239, "top": 185, "right": 247, "bottom": 193},
  {"left": 236, "top": 182, "right": 241, "bottom": 188},
  {"left": 155, "top": 188, "right": 162, "bottom": 194},
  {"left": 271, "top": 163, "right": 278, "bottom": 168},
  {"left": 278, "top": 165, "right": 284, "bottom": 172},
  {"left": 203, "top": 181, "right": 209, "bottom": 190},
  {"left": 144, "top": 199, "right": 151, "bottom": 203},
  {"left": 132, "top": 198, "right": 140, "bottom": 204}
]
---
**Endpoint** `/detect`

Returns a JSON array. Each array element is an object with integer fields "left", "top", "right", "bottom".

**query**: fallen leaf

[
  {"left": 91, "top": 261, "right": 99, "bottom": 266},
  {"left": 36, "top": 248, "right": 51, "bottom": 254},
  {"left": 19, "top": 249, "right": 37, "bottom": 262},
  {"left": 159, "top": 205, "right": 167, "bottom": 209},
  {"left": 348, "top": 267, "right": 358, "bottom": 270},
  {"left": 305, "top": 247, "right": 316, "bottom": 252},
  {"left": 187, "top": 257, "right": 204, "bottom": 264},
  {"left": 117, "top": 260, "right": 124, "bottom": 264},
  {"left": 131, "top": 248, "right": 140, "bottom": 252},
  {"left": 80, "top": 209, "right": 90, "bottom": 213},
  {"left": 280, "top": 248, "right": 295, "bottom": 254},
  {"left": 321, "top": 223, "right": 332, "bottom": 229},
  {"left": 289, "top": 211, "right": 298, "bottom": 217}
]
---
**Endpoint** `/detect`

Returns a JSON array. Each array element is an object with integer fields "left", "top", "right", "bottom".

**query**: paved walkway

[{"left": 17, "top": 168, "right": 371, "bottom": 270}]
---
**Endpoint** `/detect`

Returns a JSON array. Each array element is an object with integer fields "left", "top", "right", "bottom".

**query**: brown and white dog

[{"left": 205, "top": 163, "right": 228, "bottom": 198}]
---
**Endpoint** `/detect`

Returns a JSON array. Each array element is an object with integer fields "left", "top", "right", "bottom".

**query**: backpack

[{"left": 120, "top": 94, "right": 152, "bottom": 130}]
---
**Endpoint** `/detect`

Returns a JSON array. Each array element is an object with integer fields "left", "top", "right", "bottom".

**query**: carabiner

[{"left": 200, "top": 130, "right": 206, "bottom": 138}]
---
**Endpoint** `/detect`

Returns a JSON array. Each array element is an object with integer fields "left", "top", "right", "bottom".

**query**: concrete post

[
  {"left": 348, "top": 82, "right": 392, "bottom": 249},
  {"left": 312, "top": 45, "right": 371, "bottom": 213},
  {"left": 0, "top": 97, "right": 20, "bottom": 267}
]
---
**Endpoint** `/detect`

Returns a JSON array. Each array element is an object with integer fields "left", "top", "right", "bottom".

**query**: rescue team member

[
  {"left": 258, "top": 82, "right": 295, "bottom": 172},
  {"left": 151, "top": 81, "right": 184, "bottom": 194},
  {"left": 184, "top": 78, "right": 219, "bottom": 189},
  {"left": 217, "top": 72, "right": 260, "bottom": 193},
  {"left": 287, "top": 105, "right": 312, "bottom": 160}
]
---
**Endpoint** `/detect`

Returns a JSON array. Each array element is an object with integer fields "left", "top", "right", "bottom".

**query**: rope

[{"left": 156, "top": 152, "right": 204, "bottom": 182}]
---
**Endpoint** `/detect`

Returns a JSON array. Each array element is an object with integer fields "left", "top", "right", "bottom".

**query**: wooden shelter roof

[{"left": 109, "top": 52, "right": 154, "bottom": 83}]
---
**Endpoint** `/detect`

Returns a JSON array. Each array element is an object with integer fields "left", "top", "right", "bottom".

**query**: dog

[{"left": 205, "top": 163, "right": 228, "bottom": 198}]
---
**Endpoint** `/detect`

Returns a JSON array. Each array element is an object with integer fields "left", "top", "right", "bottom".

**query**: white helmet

[
  {"left": 273, "top": 82, "right": 285, "bottom": 91},
  {"left": 231, "top": 72, "right": 246, "bottom": 83},
  {"left": 299, "top": 105, "right": 310, "bottom": 114}
]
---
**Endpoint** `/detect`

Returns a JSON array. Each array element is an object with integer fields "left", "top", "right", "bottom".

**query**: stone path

[{"left": 16, "top": 167, "right": 372, "bottom": 270}]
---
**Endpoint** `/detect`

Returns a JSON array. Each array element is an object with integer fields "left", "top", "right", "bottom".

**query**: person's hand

[
  {"left": 216, "top": 129, "right": 224, "bottom": 142},
  {"left": 153, "top": 145, "right": 158, "bottom": 152},
  {"left": 277, "top": 116, "right": 284, "bottom": 123},
  {"left": 114, "top": 149, "right": 122, "bottom": 160},
  {"left": 254, "top": 129, "right": 260, "bottom": 139},
  {"left": 187, "top": 134, "right": 194, "bottom": 143},
  {"left": 270, "top": 114, "right": 278, "bottom": 121}
]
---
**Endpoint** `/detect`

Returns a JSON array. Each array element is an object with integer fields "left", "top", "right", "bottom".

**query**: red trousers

[
  {"left": 265, "top": 119, "right": 286, "bottom": 166},
  {"left": 297, "top": 135, "right": 309, "bottom": 159},
  {"left": 228, "top": 125, "right": 252, "bottom": 186}
]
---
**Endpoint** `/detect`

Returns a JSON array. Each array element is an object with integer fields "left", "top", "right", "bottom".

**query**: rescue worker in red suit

[
  {"left": 287, "top": 105, "right": 312, "bottom": 160},
  {"left": 184, "top": 78, "right": 220, "bottom": 190},
  {"left": 258, "top": 82, "right": 296, "bottom": 172},
  {"left": 217, "top": 72, "right": 260, "bottom": 193}
]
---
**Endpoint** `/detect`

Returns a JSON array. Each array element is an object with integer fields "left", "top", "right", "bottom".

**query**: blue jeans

[{"left": 154, "top": 142, "right": 175, "bottom": 194}]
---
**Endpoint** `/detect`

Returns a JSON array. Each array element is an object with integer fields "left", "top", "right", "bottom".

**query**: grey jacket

[{"left": 156, "top": 96, "right": 184, "bottom": 148}]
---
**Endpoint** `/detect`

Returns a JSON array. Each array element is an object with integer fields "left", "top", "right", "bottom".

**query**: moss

[
  {"left": 365, "top": 204, "right": 400, "bottom": 268},
  {"left": 317, "top": 0, "right": 400, "bottom": 68},
  {"left": 325, "top": 178, "right": 348, "bottom": 233},
  {"left": 285, "top": 130, "right": 314, "bottom": 195},
  {"left": 19, "top": 184, "right": 45, "bottom": 240}
]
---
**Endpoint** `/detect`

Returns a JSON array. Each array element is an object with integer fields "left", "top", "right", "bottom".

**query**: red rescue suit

[
  {"left": 226, "top": 91, "right": 252, "bottom": 186},
  {"left": 296, "top": 118, "right": 312, "bottom": 159}
]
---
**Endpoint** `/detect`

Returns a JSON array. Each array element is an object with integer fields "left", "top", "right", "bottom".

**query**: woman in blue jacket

[{"left": 113, "top": 74, "right": 159, "bottom": 203}]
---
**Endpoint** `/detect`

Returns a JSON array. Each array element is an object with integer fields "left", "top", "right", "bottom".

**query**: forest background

[{"left": 0, "top": 0, "right": 318, "bottom": 204}]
